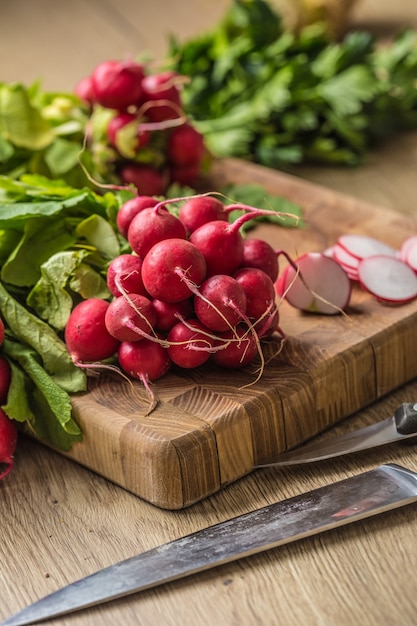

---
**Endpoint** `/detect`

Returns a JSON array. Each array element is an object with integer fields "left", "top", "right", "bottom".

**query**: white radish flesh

[
  {"left": 358, "top": 254, "right": 417, "bottom": 304},
  {"left": 400, "top": 235, "right": 417, "bottom": 272},
  {"left": 278, "top": 252, "right": 351, "bottom": 314},
  {"left": 337, "top": 234, "right": 397, "bottom": 260}
]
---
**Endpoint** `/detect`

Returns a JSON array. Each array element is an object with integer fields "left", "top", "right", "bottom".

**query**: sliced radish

[
  {"left": 399, "top": 235, "right": 417, "bottom": 263},
  {"left": 333, "top": 243, "right": 360, "bottom": 271},
  {"left": 337, "top": 234, "right": 397, "bottom": 260},
  {"left": 277, "top": 252, "right": 351, "bottom": 314},
  {"left": 332, "top": 243, "right": 360, "bottom": 280},
  {"left": 358, "top": 254, "right": 417, "bottom": 304},
  {"left": 400, "top": 235, "right": 417, "bottom": 272},
  {"left": 407, "top": 244, "right": 417, "bottom": 272}
]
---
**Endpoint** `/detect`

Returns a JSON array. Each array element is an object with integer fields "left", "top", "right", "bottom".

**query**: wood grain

[
  {"left": 2, "top": 1, "right": 417, "bottom": 625},
  {"left": 51, "top": 158, "right": 417, "bottom": 510}
]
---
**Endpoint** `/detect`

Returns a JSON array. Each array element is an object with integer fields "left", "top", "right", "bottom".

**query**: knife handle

[{"left": 394, "top": 402, "right": 417, "bottom": 435}]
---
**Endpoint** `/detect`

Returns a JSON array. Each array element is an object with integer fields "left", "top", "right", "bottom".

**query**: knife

[
  {"left": 255, "top": 401, "right": 417, "bottom": 468},
  {"left": 2, "top": 463, "right": 417, "bottom": 626}
]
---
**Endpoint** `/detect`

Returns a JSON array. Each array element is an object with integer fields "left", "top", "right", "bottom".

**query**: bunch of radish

[
  {"left": 75, "top": 59, "right": 207, "bottom": 195},
  {"left": 64, "top": 193, "right": 291, "bottom": 412},
  {"left": 328, "top": 234, "right": 417, "bottom": 305},
  {"left": 0, "top": 317, "right": 17, "bottom": 481}
]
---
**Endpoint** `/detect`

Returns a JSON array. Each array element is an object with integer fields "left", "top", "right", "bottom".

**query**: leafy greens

[{"left": 170, "top": 0, "right": 417, "bottom": 167}]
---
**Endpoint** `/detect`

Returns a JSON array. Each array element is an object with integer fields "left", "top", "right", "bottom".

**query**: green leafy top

[
  {"left": 170, "top": 0, "right": 417, "bottom": 167},
  {"left": 0, "top": 174, "right": 128, "bottom": 450}
]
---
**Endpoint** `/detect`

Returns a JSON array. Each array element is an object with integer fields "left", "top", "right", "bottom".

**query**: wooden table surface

[{"left": 1, "top": 1, "right": 417, "bottom": 625}]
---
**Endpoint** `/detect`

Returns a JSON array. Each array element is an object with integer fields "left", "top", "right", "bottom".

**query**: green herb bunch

[{"left": 170, "top": 0, "right": 417, "bottom": 167}]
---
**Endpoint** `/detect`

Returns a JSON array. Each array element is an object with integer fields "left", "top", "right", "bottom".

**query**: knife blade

[
  {"left": 2, "top": 463, "right": 417, "bottom": 626},
  {"left": 255, "top": 401, "right": 417, "bottom": 468}
]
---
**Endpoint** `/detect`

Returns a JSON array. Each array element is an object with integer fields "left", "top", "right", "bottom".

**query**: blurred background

[
  {"left": 1, "top": 0, "right": 417, "bottom": 90},
  {"left": 1, "top": 0, "right": 417, "bottom": 214}
]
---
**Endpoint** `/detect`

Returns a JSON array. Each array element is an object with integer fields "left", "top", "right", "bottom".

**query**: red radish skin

[
  {"left": 107, "top": 254, "right": 148, "bottom": 298},
  {"left": 119, "top": 163, "right": 165, "bottom": 196},
  {"left": 152, "top": 298, "right": 194, "bottom": 332},
  {"left": 212, "top": 325, "right": 258, "bottom": 369},
  {"left": 167, "top": 123, "right": 205, "bottom": 166},
  {"left": 105, "top": 294, "right": 157, "bottom": 342},
  {"left": 193, "top": 274, "right": 248, "bottom": 332},
  {"left": 0, "top": 408, "right": 17, "bottom": 480},
  {"left": 141, "top": 71, "right": 183, "bottom": 122},
  {"left": 74, "top": 75, "right": 95, "bottom": 107},
  {"left": 118, "top": 339, "right": 171, "bottom": 413},
  {"left": 179, "top": 196, "right": 228, "bottom": 234},
  {"left": 107, "top": 112, "right": 151, "bottom": 153},
  {"left": 241, "top": 238, "right": 279, "bottom": 282},
  {"left": 0, "top": 356, "right": 12, "bottom": 404},
  {"left": 65, "top": 299, "right": 120, "bottom": 363},
  {"left": 91, "top": 60, "right": 145, "bottom": 110},
  {"left": 127, "top": 206, "right": 186, "bottom": 259},
  {"left": 167, "top": 319, "right": 214, "bottom": 368},
  {"left": 189, "top": 205, "right": 277, "bottom": 277},
  {"left": 358, "top": 254, "right": 417, "bottom": 304},
  {"left": 233, "top": 267, "right": 276, "bottom": 321},
  {"left": 277, "top": 252, "right": 352, "bottom": 314},
  {"left": 169, "top": 162, "right": 201, "bottom": 187},
  {"left": 116, "top": 196, "right": 159, "bottom": 239},
  {"left": 141, "top": 238, "right": 207, "bottom": 303},
  {"left": 0, "top": 317, "right": 4, "bottom": 345}
]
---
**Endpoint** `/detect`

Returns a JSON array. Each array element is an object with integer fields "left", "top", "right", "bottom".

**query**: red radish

[
  {"left": 193, "top": 274, "right": 248, "bottom": 332},
  {"left": 119, "top": 163, "right": 165, "bottom": 196},
  {"left": 0, "top": 317, "right": 4, "bottom": 345},
  {"left": 189, "top": 206, "right": 275, "bottom": 277},
  {"left": 141, "top": 238, "right": 207, "bottom": 302},
  {"left": 240, "top": 238, "right": 279, "bottom": 282},
  {"left": 116, "top": 196, "right": 159, "bottom": 238},
  {"left": 0, "top": 408, "right": 17, "bottom": 480},
  {"left": 233, "top": 267, "right": 276, "bottom": 321},
  {"left": 179, "top": 196, "right": 228, "bottom": 234},
  {"left": 107, "top": 254, "right": 147, "bottom": 297},
  {"left": 91, "top": 59, "right": 145, "bottom": 110},
  {"left": 169, "top": 162, "right": 201, "bottom": 187},
  {"left": 167, "top": 123, "right": 205, "bottom": 166},
  {"left": 118, "top": 339, "right": 171, "bottom": 412},
  {"left": 358, "top": 254, "right": 417, "bottom": 304},
  {"left": 212, "top": 325, "right": 258, "bottom": 369},
  {"left": 337, "top": 234, "right": 397, "bottom": 260},
  {"left": 141, "top": 71, "right": 183, "bottom": 122},
  {"left": 74, "top": 75, "right": 95, "bottom": 107},
  {"left": 107, "top": 112, "right": 151, "bottom": 153},
  {"left": 167, "top": 319, "right": 214, "bottom": 368},
  {"left": 127, "top": 206, "right": 186, "bottom": 258},
  {"left": 65, "top": 299, "right": 120, "bottom": 363},
  {"left": 151, "top": 298, "right": 194, "bottom": 332},
  {"left": 277, "top": 252, "right": 352, "bottom": 314},
  {"left": 105, "top": 293, "right": 156, "bottom": 342},
  {"left": 0, "top": 356, "right": 12, "bottom": 404}
]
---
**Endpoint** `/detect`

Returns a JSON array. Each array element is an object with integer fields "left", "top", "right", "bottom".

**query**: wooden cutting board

[{"left": 65, "top": 158, "right": 417, "bottom": 510}]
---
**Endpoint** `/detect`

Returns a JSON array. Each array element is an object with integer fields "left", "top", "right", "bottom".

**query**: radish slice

[
  {"left": 358, "top": 255, "right": 417, "bottom": 304},
  {"left": 337, "top": 234, "right": 397, "bottom": 260},
  {"left": 399, "top": 235, "right": 417, "bottom": 263},
  {"left": 277, "top": 252, "right": 351, "bottom": 314},
  {"left": 400, "top": 235, "right": 417, "bottom": 272},
  {"left": 407, "top": 242, "right": 417, "bottom": 272}
]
